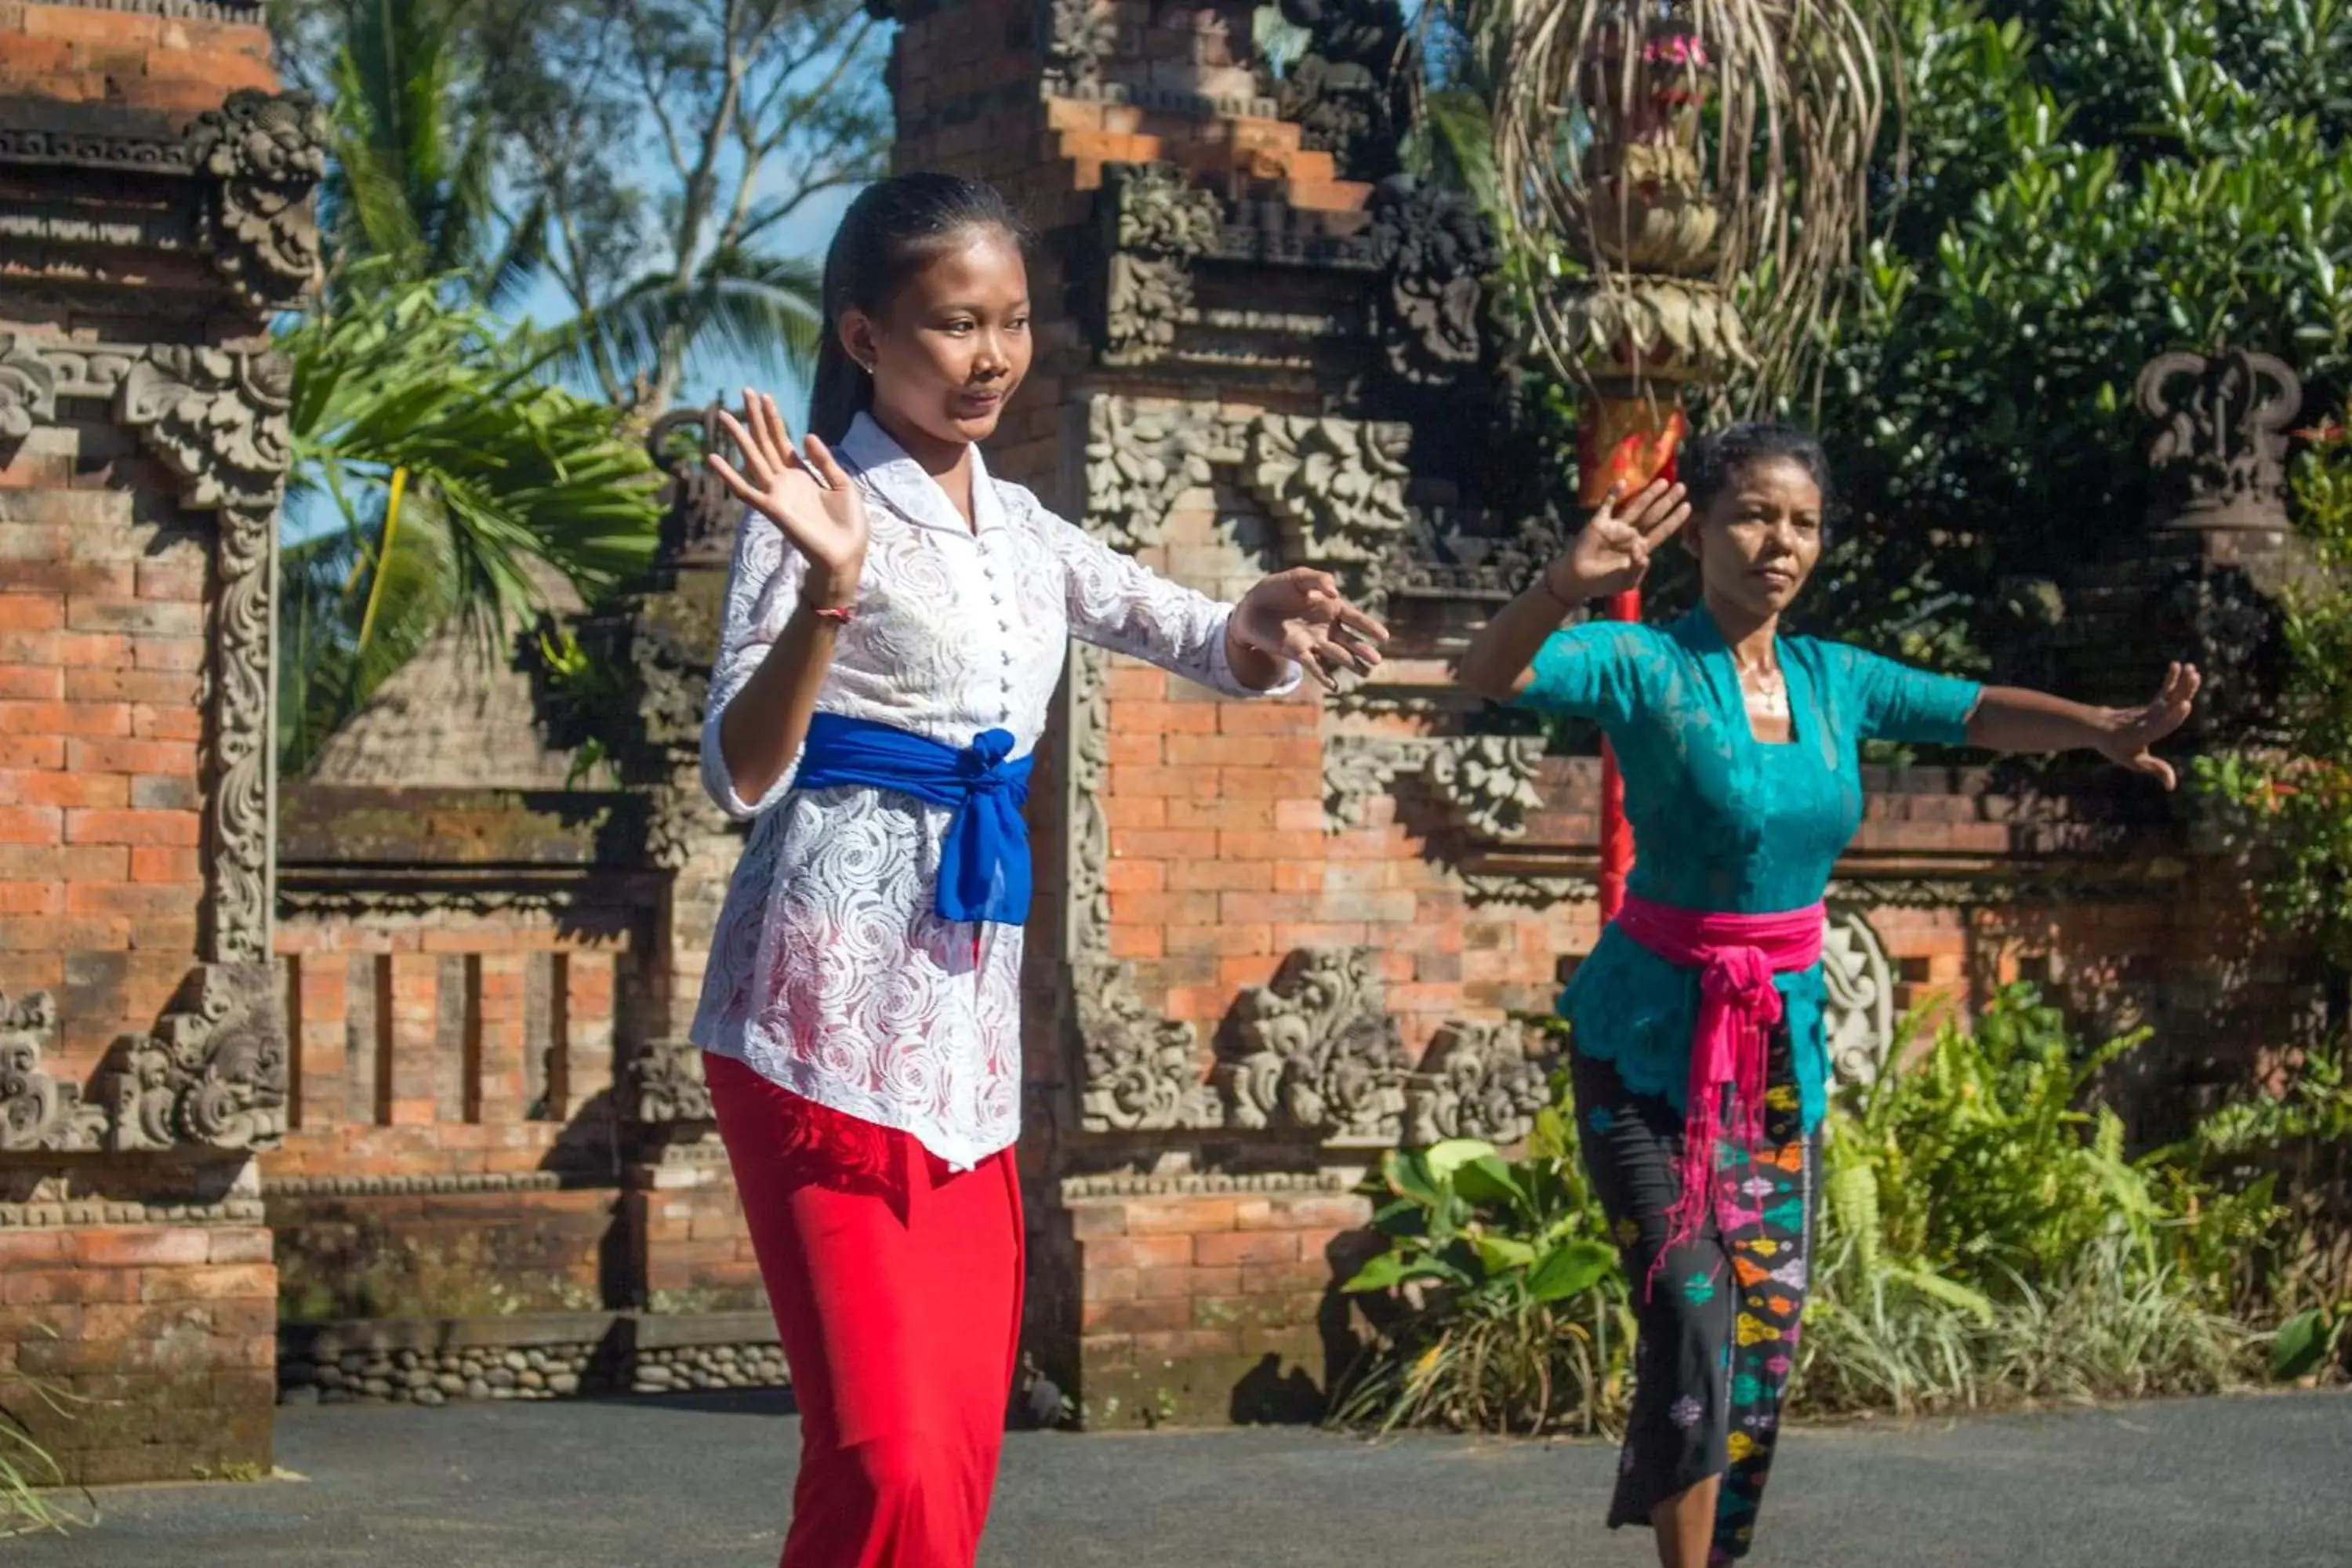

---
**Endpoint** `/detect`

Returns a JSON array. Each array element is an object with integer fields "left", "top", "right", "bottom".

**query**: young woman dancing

[
  {"left": 687, "top": 171, "right": 1385, "bottom": 1568},
  {"left": 1458, "top": 423, "right": 2198, "bottom": 1566}
]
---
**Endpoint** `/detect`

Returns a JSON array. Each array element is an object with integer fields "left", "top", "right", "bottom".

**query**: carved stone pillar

[{"left": 0, "top": 2, "right": 319, "bottom": 1486}]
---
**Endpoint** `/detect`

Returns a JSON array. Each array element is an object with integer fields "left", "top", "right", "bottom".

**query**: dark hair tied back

[
  {"left": 805, "top": 172, "right": 1032, "bottom": 445},
  {"left": 1679, "top": 421, "right": 1835, "bottom": 524}
]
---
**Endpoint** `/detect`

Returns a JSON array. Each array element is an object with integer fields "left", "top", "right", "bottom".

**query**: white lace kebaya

[{"left": 690, "top": 412, "right": 1298, "bottom": 1168}]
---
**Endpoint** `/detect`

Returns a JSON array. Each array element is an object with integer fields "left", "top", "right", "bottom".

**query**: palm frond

[
  {"left": 521, "top": 247, "right": 825, "bottom": 400},
  {"left": 277, "top": 276, "right": 662, "bottom": 769}
]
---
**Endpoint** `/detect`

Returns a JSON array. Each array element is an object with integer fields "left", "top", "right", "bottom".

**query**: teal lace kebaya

[{"left": 1511, "top": 608, "right": 1983, "bottom": 1131}]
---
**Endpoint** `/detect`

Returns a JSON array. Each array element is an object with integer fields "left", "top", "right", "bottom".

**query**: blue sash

[{"left": 793, "top": 713, "right": 1033, "bottom": 927}]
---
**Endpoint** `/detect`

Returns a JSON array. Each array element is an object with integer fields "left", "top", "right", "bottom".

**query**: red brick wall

[
  {"left": 0, "top": 1224, "right": 274, "bottom": 1485},
  {"left": 0, "top": 475, "right": 211, "bottom": 1080},
  {"left": 0, "top": 2, "right": 277, "bottom": 115}
]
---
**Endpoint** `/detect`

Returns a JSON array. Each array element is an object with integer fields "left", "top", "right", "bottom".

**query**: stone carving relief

[
  {"left": 1102, "top": 162, "right": 1222, "bottom": 363},
  {"left": 0, "top": 991, "right": 106, "bottom": 1153},
  {"left": 1218, "top": 946, "right": 1410, "bottom": 1144},
  {"left": 106, "top": 964, "right": 287, "bottom": 1152},
  {"left": 1062, "top": 643, "right": 1114, "bottom": 961},
  {"left": 1365, "top": 174, "right": 1497, "bottom": 385},
  {"left": 1821, "top": 909, "right": 1897, "bottom": 1086},
  {"left": 1404, "top": 1018, "right": 1555, "bottom": 1147},
  {"left": 629, "top": 1037, "right": 713, "bottom": 1125},
  {"left": 188, "top": 89, "right": 329, "bottom": 313},
  {"left": 1425, "top": 735, "right": 1546, "bottom": 840},
  {"left": 0, "top": 336, "right": 58, "bottom": 442},
  {"left": 1461, "top": 871, "right": 1597, "bottom": 908},
  {"left": 118, "top": 346, "right": 292, "bottom": 967},
  {"left": 1322, "top": 734, "right": 1546, "bottom": 840},
  {"left": 1268, "top": 0, "right": 1410, "bottom": 182},
  {"left": 1074, "top": 962, "right": 1222, "bottom": 1132},
  {"left": 1082, "top": 396, "right": 1227, "bottom": 550},
  {"left": 1041, "top": 0, "right": 1117, "bottom": 99},
  {"left": 1242, "top": 414, "right": 1412, "bottom": 603},
  {"left": 2137, "top": 348, "right": 2303, "bottom": 534}
]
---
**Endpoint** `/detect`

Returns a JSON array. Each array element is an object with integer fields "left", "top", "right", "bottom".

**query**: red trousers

[{"left": 706, "top": 1052, "right": 1025, "bottom": 1568}]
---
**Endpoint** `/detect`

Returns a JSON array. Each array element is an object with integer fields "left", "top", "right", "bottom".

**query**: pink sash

[{"left": 1613, "top": 892, "right": 1825, "bottom": 1272}]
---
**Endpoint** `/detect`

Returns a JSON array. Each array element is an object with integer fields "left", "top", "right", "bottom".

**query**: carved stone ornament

[
  {"left": 188, "top": 89, "right": 329, "bottom": 314},
  {"left": 1243, "top": 415, "right": 1412, "bottom": 602},
  {"left": 1105, "top": 254, "right": 1193, "bottom": 361},
  {"left": 1270, "top": 0, "right": 1410, "bottom": 182},
  {"left": 1323, "top": 735, "right": 1435, "bottom": 830},
  {"left": 1461, "top": 871, "right": 1597, "bottom": 908},
  {"left": 1555, "top": 277, "right": 1753, "bottom": 386},
  {"left": 1218, "top": 946, "right": 1410, "bottom": 1144},
  {"left": 0, "top": 991, "right": 106, "bottom": 1153},
  {"left": 1102, "top": 162, "right": 1221, "bottom": 363},
  {"left": 1424, "top": 735, "right": 1546, "bottom": 840},
  {"left": 1075, "top": 962, "right": 1223, "bottom": 1132},
  {"left": 1322, "top": 734, "right": 1545, "bottom": 840},
  {"left": 119, "top": 346, "right": 292, "bottom": 966},
  {"left": 106, "top": 964, "right": 287, "bottom": 1152},
  {"left": 1082, "top": 396, "right": 1227, "bottom": 549},
  {"left": 1365, "top": 175, "right": 1497, "bottom": 385},
  {"left": 629, "top": 1037, "right": 713, "bottom": 1125},
  {"left": 1063, "top": 643, "right": 1114, "bottom": 960},
  {"left": 0, "top": 336, "right": 59, "bottom": 441},
  {"left": 1820, "top": 910, "right": 1897, "bottom": 1086},
  {"left": 1405, "top": 1018, "right": 1555, "bottom": 1147},
  {"left": 118, "top": 345, "right": 295, "bottom": 513},
  {"left": 1389, "top": 503, "right": 1570, "bottom": 604},
  {"left": 1042, "top": 0, "right": 1117, "bottom": 99},
  {"left": 2136, "top": 348, "right": 2303, "bottom": 533},
  {"left": 648, "top": 403, "right": 746, "bottom": 567}
]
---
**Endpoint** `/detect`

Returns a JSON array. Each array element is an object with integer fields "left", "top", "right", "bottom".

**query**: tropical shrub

[
  {"left": 1329, "top": 1114, "right": 1630, "bottom": 1436},
  {"left": 1330, "top": 989, "right": 2273, "bottom": 1433}
]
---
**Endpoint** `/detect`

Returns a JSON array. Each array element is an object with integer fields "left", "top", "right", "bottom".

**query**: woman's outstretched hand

[
  {"left": 2097, "top": 662, "right": 2202, "bottom": 789},
  {"left": 1229, "top": 567, "right": 1390, "bottom": 691},
  {"left": 1548, "top": 478, "right": 1692, "bottom": 603},
  {"left": 707, "top": 389, "right": 869, "bottom": 604}
]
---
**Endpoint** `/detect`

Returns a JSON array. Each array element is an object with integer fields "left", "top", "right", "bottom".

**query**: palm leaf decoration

[{"left": 1453, "top": 0, "right": 1896, "bottom": 406}]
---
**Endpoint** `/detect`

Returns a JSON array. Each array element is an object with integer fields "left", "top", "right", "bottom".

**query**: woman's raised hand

[
  {"left": 1229, "top": 567, "right": 1390, "bottom": 692},
  {"left": 2097, "top": 662, "right": 2202, "bottom": 789},
  {"left": 708, "top": 390, "right": 869, "bottom": 602},
  {"left": 1548, "top": 478, "right": 1691, "bottom": 603}
]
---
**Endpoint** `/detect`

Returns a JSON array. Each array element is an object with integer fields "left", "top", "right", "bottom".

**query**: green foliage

[
  {"left": 1798, "top": 0, "right": 2352, "bottom": 665},
  {"left": 1332, "top": 989, "right": 2274, "bottom": 1434},
  {"left": 1800, "top": 987, "right": 2268, "bottom": 1414},
  {"left": 2194, "top": 416, "right": 2352, "bottom": 975},
  {"left": 1328, "top": 1112, "right": 1634, "bottom": 1436},
  {"left": 277, "top": 273, "right": 661, "bottom": 773}
]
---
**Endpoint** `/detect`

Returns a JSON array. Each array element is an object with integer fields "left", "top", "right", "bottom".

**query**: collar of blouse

[{"left": 837, "top": 412, "right": 1007, "bottom": 538}]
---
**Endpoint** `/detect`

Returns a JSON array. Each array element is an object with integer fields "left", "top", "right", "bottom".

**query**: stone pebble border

[{"left": 278, "top": 1310, "right": 787, "bottom": 1406}]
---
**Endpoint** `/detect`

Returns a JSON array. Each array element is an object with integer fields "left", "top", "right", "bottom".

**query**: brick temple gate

[{"left": 0, "top": 0, "right": 2320, "bottom": 1488}]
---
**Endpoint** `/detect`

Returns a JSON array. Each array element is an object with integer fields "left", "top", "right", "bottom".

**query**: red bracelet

[{"left": 807, "top": 601, "right": 855, "bottom": 626}]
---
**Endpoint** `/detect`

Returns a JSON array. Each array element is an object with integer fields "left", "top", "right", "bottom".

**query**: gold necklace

[{"left": 1737, "top": 656, "right": 1789, "bottom": 719}]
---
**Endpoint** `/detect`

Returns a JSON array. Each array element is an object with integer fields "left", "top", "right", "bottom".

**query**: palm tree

[
  {"left": 314, "top": 0, "right": 543, "bottom": 310},
  {"left": 276, "top": 270, "right": 661, "bottom": 775}
]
